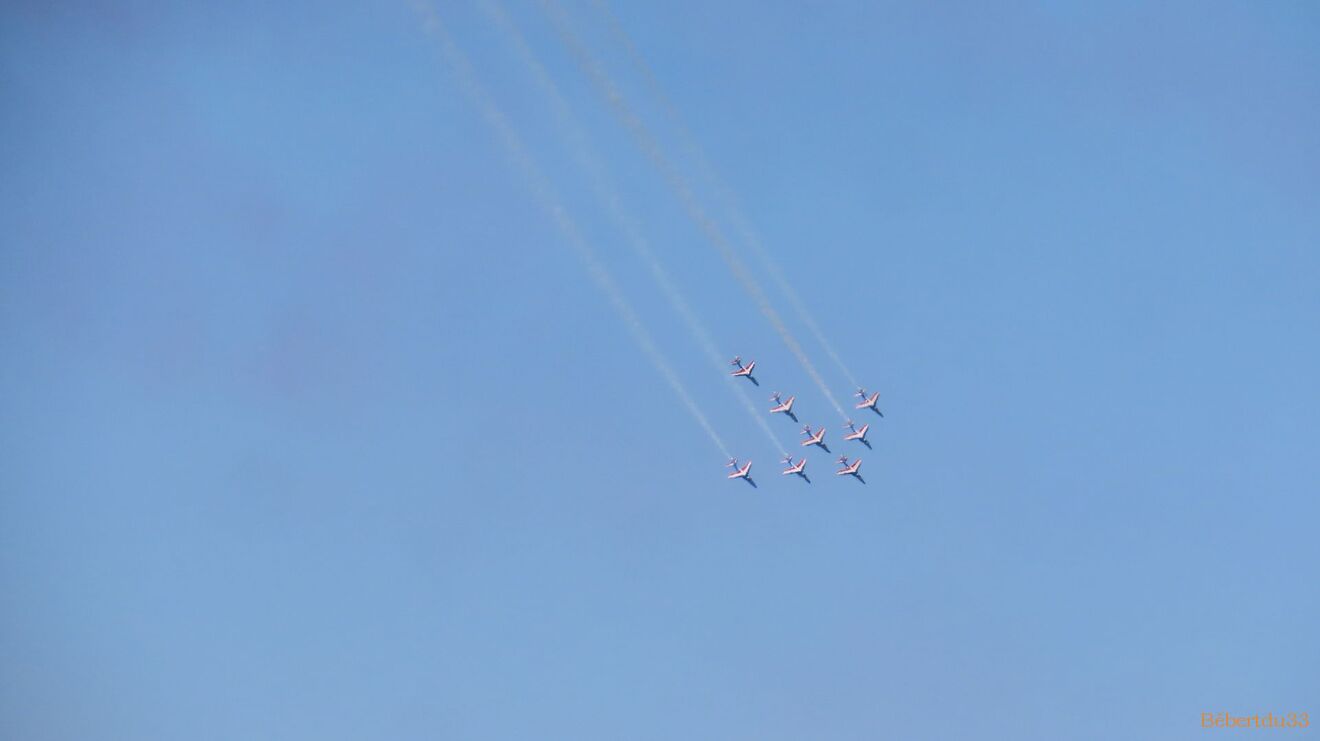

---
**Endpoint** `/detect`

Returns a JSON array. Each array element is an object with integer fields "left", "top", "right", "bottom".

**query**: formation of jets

[{"left": 725, "top": 356, "right": 884, "bottom": 487}]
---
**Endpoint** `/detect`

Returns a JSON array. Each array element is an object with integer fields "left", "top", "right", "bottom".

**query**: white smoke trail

[
  {"left": 729, "top": 214, "right": 862, "bottom": 390},
  {"left": 537, "top": 0, "right": 850, "bottom": 422},
  {"left": 479, "top": 0, "right": 789, "bottom": 458},
  {"left": 590, "top": 0, "right": 864, "bottom": 392},
  {"left": 411, "top": 0, "right": 731, "bottom": 459}
]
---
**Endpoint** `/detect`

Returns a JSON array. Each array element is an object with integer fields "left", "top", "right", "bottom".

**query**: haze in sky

[{"left": 2, "top": 2, "right": 1318, "bottom": 739}]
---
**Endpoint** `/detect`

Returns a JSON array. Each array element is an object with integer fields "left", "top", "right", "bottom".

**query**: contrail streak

[
  {"left": 590, "top": 0, "right": 864, "bottom": 391},
  {"left": 411, "top": 0, "right": 731, "bottom": 459},
  {"left": 538, "top": 0, "right": 850, "bottom": 422},
  {"left": 479, "top": 0, "right": 789, "bottom": 458}
]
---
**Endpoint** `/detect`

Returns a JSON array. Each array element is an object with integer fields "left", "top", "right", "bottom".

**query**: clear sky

[{"left": 2, "top": 2, "right": 1318, "bottom": 739}]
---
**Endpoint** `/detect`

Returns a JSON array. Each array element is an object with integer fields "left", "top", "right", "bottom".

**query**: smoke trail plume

[
  {"left": 480, "top": 0, "right": 789, "bottom": 458},
  {"left": 538, "top": 0, "right": 850, "bottom": 421},
  {"left": 590, "top": 0, "right": 864, "bottom": 391},
  {"left": 411, "top": 0, "right": 731, "bottom": 459},
  {"left": 729, "top": 213, "right": 861, "bottom": 390}
]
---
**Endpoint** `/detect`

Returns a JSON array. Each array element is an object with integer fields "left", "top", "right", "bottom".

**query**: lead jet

[
  {"left": 729, "top": 356, "right": 758, "bottom": 385},
  {"left": 842, "top": 420, "right": 872, "bottom": 449},
  {"left": 855, "top": 388, "right": 883, "bottom": 417},
  {"left": 835, "top": 455, "right": 865, "bottom": 483},
  {"left": 780, "top": 455, "right": 810, "bottom": 482},
  {"left": 726, "top": 458, "right": 756, "bottom": 487},
  {"left": 769, "top": 392, "right": 797, "bottom": 422},
  {"left": 800, "top": 424, "right": 830, "bottom": 453}
]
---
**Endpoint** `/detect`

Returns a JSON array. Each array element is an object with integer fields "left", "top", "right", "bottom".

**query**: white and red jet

[
  {"left": 855, "top": 388, "right": 883, "bottom": 417},
  {"left": 835, "top": 455, "right": 865, "bottom": 482},
  {"left": 842, "top": 419, "right": 872, "bottom": 449},
  {"left": 769, "top": 392, "right": 797, "bottom": 421},
  {"left": 800, "top": 424, "right": 830, "bottom": 453},
  {"left": 729, "top": 356, "right": 758, "bottom": 385},
  {"left": 726, "top": 458, "right": 756, "bottom": 487},
  {"left": 780, "top": 455, "right": 810, "bottom": 482}
]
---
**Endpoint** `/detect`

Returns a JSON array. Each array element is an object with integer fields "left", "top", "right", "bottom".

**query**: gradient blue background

[{"left": 3, "top": 2, "right": 1318, "bottom": 739}]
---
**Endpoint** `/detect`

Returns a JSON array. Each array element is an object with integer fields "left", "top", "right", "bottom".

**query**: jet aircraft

[
  {"left": 855, "top": 388, "right": 883, "bottom": 416},
  {"left": 729, "top": 356, "right": 758, "bottom": 385},
  {"left": 800, "top": 424, "right": 830, "bottom": 453},
  {"left": 726, "top": 458, "right": 756, "bottom": 487},
  {"left": 780, "top": 455, "right": 810, "bottom": 482},
  {"left": 842, "top": 420, "right": 872, "bottom": 449},
  {"left": 769, "top": 392, "right": 797, "bottom": 421},
  {"left": 835, "top": 455, "right": 865, "bottom": 483}
]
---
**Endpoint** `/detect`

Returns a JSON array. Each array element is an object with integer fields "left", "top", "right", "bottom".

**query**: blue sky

[{"left": 2, "top": 1, "right": 1318, "bottom": 739}]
